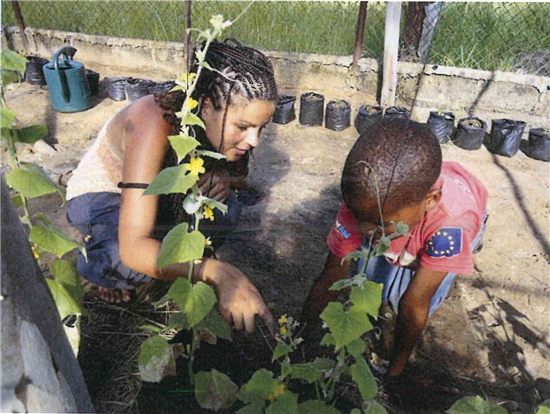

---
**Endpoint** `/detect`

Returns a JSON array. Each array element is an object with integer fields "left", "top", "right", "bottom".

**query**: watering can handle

[{"left": 53, "top": 47, "right": 78, "bottom": 102}]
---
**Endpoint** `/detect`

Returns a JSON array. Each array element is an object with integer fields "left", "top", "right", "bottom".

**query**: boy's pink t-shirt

[{"left": 327, "top": 161, "right": 488, "bottom": 275}]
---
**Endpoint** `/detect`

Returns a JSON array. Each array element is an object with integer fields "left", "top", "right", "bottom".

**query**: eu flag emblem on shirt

[{"left": 425, "top": 228, "right": 462, "bottom": 258}]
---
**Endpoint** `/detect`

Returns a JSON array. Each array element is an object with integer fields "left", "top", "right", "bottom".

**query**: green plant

[{"left": 1, "top": 49, "right": 86, "bottom": 355}]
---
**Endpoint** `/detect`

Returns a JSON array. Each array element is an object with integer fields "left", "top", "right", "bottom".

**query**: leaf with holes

[
  {"left": 157, "top": 223, "right": 205, "bottom": 268},
  {"left": 350, "top": 282, "right": 383, "bottom": 319},
  {"left": 195, "top": 369, "right": 238, "bottom": 411},
  {"left": 320, "top": 302, "right": 372, "bottom": 350}
]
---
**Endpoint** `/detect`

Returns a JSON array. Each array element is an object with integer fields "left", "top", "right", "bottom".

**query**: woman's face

[{"left": 202, "top": 96, "right": 276, "bottom": 162}]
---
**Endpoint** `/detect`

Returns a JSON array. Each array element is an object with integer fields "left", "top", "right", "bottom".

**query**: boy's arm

[
  {"left": 301, "top": 252, "right": 351, "bottom": 327},
  {"left": 388, "top": 266, "right": 448, "bottom": 377}
]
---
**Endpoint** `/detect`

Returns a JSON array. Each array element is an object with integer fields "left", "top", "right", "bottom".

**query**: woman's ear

[{"left": 425, "top": 188, "right": 442, "bottom": 212}]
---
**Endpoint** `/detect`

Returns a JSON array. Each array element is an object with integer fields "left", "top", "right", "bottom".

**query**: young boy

[{"left": 302, "top": 120, "right": 488, "bottom": 379}]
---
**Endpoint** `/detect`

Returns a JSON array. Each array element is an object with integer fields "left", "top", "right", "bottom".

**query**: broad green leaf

[
  {"left": 299, "top": 400, "right": 342, "bottom": 414},
  {"left": 351, "top": 357, "right": 378, "bottom": 401},
  {"left": 280, "top": 359, "right": 292, "bottom": 380},
  {"left": 144, "top": 165, "right": 198, "bottom": 196},
  {"left": 138, "top": 335, "right": 173, "bottom": 383},
  {"left": 197, "top": 308, "right": 231, "bottom": 341},
  {"left": 167, "top": 278, "right": 216, "bottom": 327},
  {"left": 30, "top": 214, "right": 85, "bottom": 259},
  {"left": 10, "top": 124, "right": 48, "bottom": 144},
  {"left": 63, "top": 316, "right": 80, "bottom": 357},
  {"left": 266, "top": 390, "right": 298, "bottom": 414},
  {"left": 46, "top": 279, "right": 82, "bottom": 320},
  {"left": 168, "top": 133, "right": 200, "bottom": 163},
  {"left": 51, "top": 260, "right": 84, "bottom": 306},
  {"left": 7, "top": 163, "right": 65, "bottom": 200},
  {"left": 2, "top": 69, "right": 21, "bottom": 87},
  {"left": 272, "top": 342, "right": 293, "bottom": 362},
  {"left": 320, "top": 333, "right": 335, "bottom": 347},
  {"left": 157, "top": 223, "right": 205, "bottom": 268},
  {"left": 346, "top": 338, "right": 367, "bottom": 359},
  {"left": 179, "top": 112, "right": 205, "bottom": 130},
  {"left": 195, "top": 369, "right": 238, "bottom": 411},
  {"left": 363, "top": 400, "right": 389, "bottom": 414},
  {"left": 12, "top": 194, "right": 23, "bottom": 209},
  {"left": 350, "top": 283, "right": 384, "bottom": 319},
  {"left": 393, "top": 221, "right": 409, "bottom": 236},
  {"left": 238, "top": 369, "right": 278, "bottom": 403},
  {"left": 320, "top": 302, "right": 372, "bottom": 350},
  {"left": 237, "top": 401, "right": 266, "bottom": 414},
  {"left": 202, "top": 197, "right": 228, "bottom": 215},
  {"left": 1, "top": 50, "right": 27, "bottom": 74},
  {"left": 1, "top": 107, "right": 16, "bottom": 128},
  {"left": 168, "top": 311, "right": 189, "bottom": 330},
  {"left": 196, "top": 149, "right": 226, "bottom": 160},
  {"left": 287, "top": 359, "right": 335, "bottom": 383},
  {"left": 447, "top": 396, "right": 508, "bottom": 414},
  {"left": 535, "top": 401, "right": 550, "bottom": 414}
]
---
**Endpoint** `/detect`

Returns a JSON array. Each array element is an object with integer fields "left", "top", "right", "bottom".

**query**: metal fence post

[
  {"left": 11, "top": 1, "right": 29, "bottom": 53},
  {"left": 352, "top": 1, "right": 368, "bottom": 71},
  {"left": 380, "top": 2, "right": 402, "bottom": 108}
]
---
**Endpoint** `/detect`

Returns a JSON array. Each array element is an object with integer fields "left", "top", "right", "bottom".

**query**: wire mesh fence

[{"left": 1, "top": 1, "right": 549, "bottom": 76}]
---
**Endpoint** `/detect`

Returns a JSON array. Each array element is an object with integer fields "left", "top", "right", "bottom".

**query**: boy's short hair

[{"left": 341, "top": 119, "right": 442, "bottom": 215}]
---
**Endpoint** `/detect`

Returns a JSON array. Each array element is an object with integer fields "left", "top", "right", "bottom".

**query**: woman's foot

[{"left": 97, "top": 287, "right": 131, "bottom": 303}]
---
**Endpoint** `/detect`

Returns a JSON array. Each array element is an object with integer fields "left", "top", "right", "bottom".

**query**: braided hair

[{"left": 154, "top": 39, "right": 278, "bottom": 234}]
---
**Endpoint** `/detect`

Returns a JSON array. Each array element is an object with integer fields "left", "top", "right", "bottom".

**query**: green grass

[{"left": 1, "top": 1, "right": 549, "bottom": 74}]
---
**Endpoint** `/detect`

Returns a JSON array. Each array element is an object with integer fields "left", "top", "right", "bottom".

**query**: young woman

[{"left": 67, "top": 39, "right": 278, "bottom": 336}]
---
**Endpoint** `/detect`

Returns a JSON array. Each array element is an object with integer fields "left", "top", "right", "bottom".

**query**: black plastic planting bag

[
  {"left": 299, "top": 92, "right": 324, "bottom": 126},
  {"left": 149, "top": 81, "right": 176, "bottom": 95},
  {"left": 272, "top": 94, "right": 297, "bottom": 124},
  {"left": 85, "top": 70, "right": 100, "bottom": 96},
  {"left": 325, "top": 100, "right": 351, "bottom": 131},
  {"left": 525, "top": 128, "right": 550, "bottom": 162},
  {"left": 125, "top": 78, "right": 155, "bottom": 102},
  {"left": 355, "top": 105, "right": 383, "bottom": 134},
  {"left": 427, "top": 111, "right": 455, "bottom": 144},
  {"left": 105, "top": 77, "right": 129, "bottom": 101},
  {"left": 24, "top": 56, "right": 49, "bottom": 85},
  {"left": 384, "top": 106, "right": 410, "bottom": 121},
  {"left": 453, "top": 117, "right": 487, "bottom": 151},
  {"left": 484, "top": 118, "right": 526, "bottom": 157}
]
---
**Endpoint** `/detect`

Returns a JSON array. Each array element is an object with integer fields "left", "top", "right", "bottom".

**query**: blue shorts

[
  {"left": 358, "top": 212, "right": 487, "bottom": 316},
  {"left": 67, "top": 191, "right": 242, "bottom": 290}
]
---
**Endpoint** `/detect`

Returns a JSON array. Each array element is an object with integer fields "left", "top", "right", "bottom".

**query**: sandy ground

[{"left": 3, "top": 78, "right": 549, "bottom": 412}]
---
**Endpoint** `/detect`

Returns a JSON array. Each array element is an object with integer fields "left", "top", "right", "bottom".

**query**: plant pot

[
  {"left": 384, "top": 106, "right": 410, "bottom": 121},
  {"left": 523, "top": 128, "right": 550, "bottom": 162},
  {"left": 125, "top": 78, "right": 155, "bottom": 102},
  {"left": 85, "top": 69, "right": 100, "bottom": 96},
  {"left": 354, "top": 105, "right": 383, "bottom": 134},
  {"left": 325, "top": 100, "right": 351, "bottom": 131},
  {"left": 105, "top": 76, "right": 130, "bottom": 101},
  {"left": 427, "top": 111, "right": 455, "bottom": 144},
  {"left": 24, "top": 56, "right": 49, "bottom": 85},
  {"left": 148, "top": 81, "right": 176, "bottom": 95},
  {"left": 484, "top": 118, "right": 526, "bottom": 157},
  {"left": 272, "top": 94, "right": 296, "bottom": 124},
  {"left": 299, "top": 92, "right": 324, "bottom": 126},
  {"left": 453, "top": 117, "right": 487, "bottom": 150}
]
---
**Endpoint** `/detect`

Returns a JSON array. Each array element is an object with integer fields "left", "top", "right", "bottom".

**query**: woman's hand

[
  {"left": 200, "top": 259, "right": 276, "bottom": 337},
  {"left": 198, "top": 170, "right": 230, "bottom": 202}
]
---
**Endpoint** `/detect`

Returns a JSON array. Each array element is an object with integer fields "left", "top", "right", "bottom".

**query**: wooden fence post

[
  {"left": 352, "top": 1, "right": 368, "bottom": 71},
  {"left": 11, "top": 1, "right": 29, "bottom": 53},
  {"left": 380, "top": 1, "right": 402, "bottom": 108}
]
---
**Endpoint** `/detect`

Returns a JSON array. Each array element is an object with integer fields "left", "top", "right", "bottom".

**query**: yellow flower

[
  {"left": 31, "top": 245, "right": 40, "bottom": 260},
  {"left": 177, "top": 73, "right": 197, "bottom": 90},
  {"left": 205, "top": 237, "right": 212, "bottom": 246},
  {"left": 268, "top": 384, "right": 285, "bottom": 400},
  {"left": 185, "top": 97, "right": 198, "bottom": 111},
  {"left": 204, "top": 205, "right": 215, "bottom": 221},
  {"left": 185, "top": 157, "right": 205, "bottom": 176},
  {"left": 279, "top": 325, "right": 287, "bottom": 335},
  {"left": 278, "top": 314, "right": 288, "bottom": 325}
]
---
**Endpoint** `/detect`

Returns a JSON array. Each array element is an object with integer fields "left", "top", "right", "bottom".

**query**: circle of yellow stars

[{"left": 427, "top": 230, "right": 455, "bottom": 255}]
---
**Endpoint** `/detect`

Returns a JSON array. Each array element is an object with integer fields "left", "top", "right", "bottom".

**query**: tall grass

[{"left": 1, "top": 1, "right": 548, "bottom": 74}]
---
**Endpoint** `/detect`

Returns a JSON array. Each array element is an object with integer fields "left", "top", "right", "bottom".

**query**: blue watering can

[{"left": 43, "top": 46, "right": 92, "bottom": 113}]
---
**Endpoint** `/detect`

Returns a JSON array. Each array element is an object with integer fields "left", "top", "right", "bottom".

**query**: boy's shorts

[
  {"left": 67, "top": 191, "right": 242, "bottom": 291},
  {"left": 359, "top": 211, "right": 488, "bottom": 316}
]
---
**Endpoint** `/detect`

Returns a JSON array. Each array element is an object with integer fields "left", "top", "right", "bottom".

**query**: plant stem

[{"left": 188, "top": 327, "right": 198, "bottom": 386}]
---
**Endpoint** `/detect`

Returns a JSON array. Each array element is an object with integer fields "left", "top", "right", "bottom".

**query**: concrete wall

[{"left": 3, "top": 26, "right": 549, "bottom": 129}]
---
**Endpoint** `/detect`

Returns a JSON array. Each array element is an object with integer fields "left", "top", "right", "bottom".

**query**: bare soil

[{"left": 3, "top": 79, "right": 549, "bottom": 414}]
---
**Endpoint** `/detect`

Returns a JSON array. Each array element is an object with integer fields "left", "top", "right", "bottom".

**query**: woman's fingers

[
  {"left": 258, "top": 306, "right": 277, "bottom": 338},
  {"left": 232, "top": 311, "right": 244, "bottom": 331}
]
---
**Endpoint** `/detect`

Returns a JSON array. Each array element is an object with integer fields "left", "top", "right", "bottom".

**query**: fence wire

[{"left": 1, "top": 1, "right": 549, "bottom": 76}]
